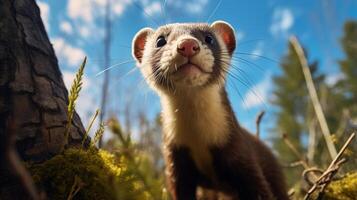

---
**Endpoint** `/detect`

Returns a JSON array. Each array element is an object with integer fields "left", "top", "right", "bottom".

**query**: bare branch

[
  {"left": 281, "top": 133, "right": 320, "bottom": 183},
  {"left": 98, "top": 0, "right": 113, "bottom": 148},
  {"left": 304, "top": 132, "right": 356, "bottom": 200},
  {"left": 281, "top": 133, "right": 310, "bottom": 170},
  {"left": 255, "top": 111, "right": 265, "bottom": 138}
]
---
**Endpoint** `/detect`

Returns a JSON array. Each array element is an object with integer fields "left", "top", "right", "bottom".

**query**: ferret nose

[{"left": 177, "top": 39, "right": 200, "bottom": 57}]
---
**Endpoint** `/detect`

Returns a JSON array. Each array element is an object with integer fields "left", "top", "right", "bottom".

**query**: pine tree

[
  {"left": 338, "top": 21, "right": 357, "bottom": 117},
  {"left": 332, "top": 20, "right": 357, "bottom": 171},
  {"left": 272, "top": 42, "right": 324, "bottom": 186}
]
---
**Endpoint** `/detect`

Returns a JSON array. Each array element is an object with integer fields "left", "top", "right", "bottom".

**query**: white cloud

[
  {"left": 66, "top": 0, "right": 131, "bottom": 39},
  {"left": 242, "top": 74, "right": 272, "bottom": 109},
  {"left": 187, "top": 0, "right": 208, "bottom": 13},
  {"left": 67, "top": 0, "right": 94, "bottom": 23},
  {"left": 60, "top": 21, "right": 73, "bottom": 34},
  {"left": 52, "top": 37, "right": 86, "bottom": 67},
  {"left": 113, "top": 3, "right": 125, "bottom": 15},
  {"left": 79, "top": 26, "right": 91, "bottom": 38},
  {"left": 166, "top": 0, "right": 208, "bottom": 15},
  {"left": 37, "top": 0, "right": 50, "bottom": 31},
  {"left": 144, "top": 1, "right": 161, "bottom": 16},
  {"left": 325, "top": 73, "right": 344, "bottom": 86},
  {"left": 250, "top": 42, "right": 264, "bottom": 60},
  {"left": 270, "top": 8, "right": 294, "bottom": 36}
]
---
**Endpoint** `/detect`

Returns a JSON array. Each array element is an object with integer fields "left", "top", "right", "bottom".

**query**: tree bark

[{"left": 0, "top": 0, "right": 89, "bottom": 198}]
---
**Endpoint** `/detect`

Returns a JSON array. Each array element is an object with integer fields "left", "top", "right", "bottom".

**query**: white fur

[
  {"left": 160, "top": 84, "right": 230, "bottom": 176},
  {"left": 159, "top": 35, "right": 215, "bottom": 88}
]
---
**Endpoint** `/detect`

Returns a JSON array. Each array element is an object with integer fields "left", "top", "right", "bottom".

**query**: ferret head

[{"left": 132, "top": 21, "right": 236, "bottom": 93}]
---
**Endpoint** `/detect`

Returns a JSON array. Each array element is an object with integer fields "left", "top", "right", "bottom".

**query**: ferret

[{"left": 132, "top": 21, "right": 289, "bottom": 200}]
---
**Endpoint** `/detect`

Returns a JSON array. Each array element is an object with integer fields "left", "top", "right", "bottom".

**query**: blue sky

[{"left": 36, "top": 0, "right": 357, "bottom": 140}]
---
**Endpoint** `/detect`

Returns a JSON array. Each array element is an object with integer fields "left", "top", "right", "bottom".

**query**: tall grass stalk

[{"left": 63, "top": 57, "right": 87, "bottom": 151}]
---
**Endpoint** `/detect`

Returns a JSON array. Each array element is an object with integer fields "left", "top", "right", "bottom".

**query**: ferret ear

[
  {"left": 211, "top": 21, "right": 236, "bottom": 55},
  {"left": 132, "top": 28, "right": 154, "bottom": 63}
]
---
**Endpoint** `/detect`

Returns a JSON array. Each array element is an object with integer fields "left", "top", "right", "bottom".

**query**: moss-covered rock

[
  {"left": 323, "top": 172, "right": 357, "bottom": 200},
  {"left": 28, "top": 148, "right": 150, "bottom": 200}
]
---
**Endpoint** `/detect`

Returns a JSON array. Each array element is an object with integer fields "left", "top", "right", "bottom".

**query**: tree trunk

[{"left": 0, "top": 0, "right": 89, "bottom": 198}]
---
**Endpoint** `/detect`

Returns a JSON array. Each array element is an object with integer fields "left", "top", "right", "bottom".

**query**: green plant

[{"left": 64, "top": 57, "right": 87, "bottom": 149}]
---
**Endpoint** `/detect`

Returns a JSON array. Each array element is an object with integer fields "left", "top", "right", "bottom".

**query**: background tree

[
  {"left": 333, "top": 20, "right": 357, "bottom": 170},
  {"left": 0, "top": 0, "right": 88, "bottom": 198},
  {"left": 317, "top": 20, "right": 357, "bottom": 170},
  {"left": 272, "top": 42, "right": 324, "bottom": 186},
  {"left": 338, "top": 21, "right": 357, "bottom": 117}
]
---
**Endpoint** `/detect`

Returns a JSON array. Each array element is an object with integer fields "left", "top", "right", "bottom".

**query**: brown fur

[
  {"left": 132, "top": 22, "right": 289, "bottom": 200},
  {"left": 163, "top": 89, "right": 289, "bottom": 200}
]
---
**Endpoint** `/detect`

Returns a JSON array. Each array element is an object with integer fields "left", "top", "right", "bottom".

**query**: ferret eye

[
  {"left": 205, "top": 35, "right": 214, "bottom": 44},
  {"left": 156, "top": 36, "right": 167, "bottom": 47}
]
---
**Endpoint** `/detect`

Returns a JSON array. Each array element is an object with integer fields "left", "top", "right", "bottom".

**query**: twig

[
  {"left": 282, "top": 133, "right": 320, "bottom": 183},
  {"left": 283, "top": 160, "right": 306, "bottom": 168},
  {"left": 304, "top": 132, "right": 356, "bottom": 200},
  {"left": 288, "top": 189, "right": 295, "bottom": 198},
  {"left": 255, "top": 111, "right": 265, "bottom": 138},
  {"left": 281, "top": 133, "right": 310, "bottom": 170},
  {"left": 5, "top": 117, "right": 44, "bottom": 200},
  {"left": 67, "top": 176, "right": 84, "bottom": 200},
  {"left": 290, "top": 36, "right": 337, "bottom": 159},
  {"left": 302, "top": 168, "right": 324, "bottom": 186}
]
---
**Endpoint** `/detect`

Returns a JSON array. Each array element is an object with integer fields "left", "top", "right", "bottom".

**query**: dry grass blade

[
  {"left": 82, "top": 109, "right": 100, "bottom": 147},
  {"left": 304, "top": 132, "right": 356, "bottom": 200},
  {"left": 289, "top": 36, "right": 338, "bottom": 159},
  {"left": 63, "top": 57, "right": 87, "bottom": 151}
]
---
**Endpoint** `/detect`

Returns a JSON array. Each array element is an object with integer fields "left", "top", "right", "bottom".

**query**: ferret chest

[{"left": 162, "top": 89, "right": 230, "bottom": 177}]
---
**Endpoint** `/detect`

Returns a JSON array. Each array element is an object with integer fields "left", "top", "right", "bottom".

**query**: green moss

[
  {"left": 29, "top": 148, "right": 150, "bottom": 200},
  {"left": 323, "top": 172, "right": 357, "bottom": 200}
]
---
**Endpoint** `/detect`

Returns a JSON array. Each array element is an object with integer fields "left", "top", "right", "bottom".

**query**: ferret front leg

[{"left": 165, "top": 146, "right": 199, "bottom": 200}]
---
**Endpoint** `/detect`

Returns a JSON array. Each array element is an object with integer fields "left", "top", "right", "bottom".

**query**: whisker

[
  {"left": 132, "top": 0, "right": 161, "bottom": 27},
  {"left": 234, "top": 57, "right": 264, "bottom": 71},
  {"left": 116, "top": 66, "right": 138, "bottom": 80},
  {"left": 96, "top": 60, "right": 136, "bottom": 76},
  {"left": 221, "top": 60, "right": 255, "bottom": 88},
  {"left": 108, "top": 66, "right": 139, "bottom": 93},
  {"left": 229, "top": 56, "right": 265, "bottom": 72},
  {"left": 221, "top": 67, "right": 250, "bottom": 89},
  {"left": 206, "top": 0, "right": 223, "bottom": 23},
  {"left": 160, "top": 0, "right": 168, "bottom": 23},
  {"left": 229, "top": 63, "right": 256, "bottom": 87},
  {"left": 219, "top": 59, "right": 267, "bottom": 108},
  {"left": 220, "top": 53, "right": 264, "bottom": 72},
  {"left": 235, "top": 52, "right": 279, "bottom": 63},
  {"left": 238, "top": 39, "right": 265, "bottom": 46},
  {"left": 225, "top": 74, "right": 247, "bottom": 108}
]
